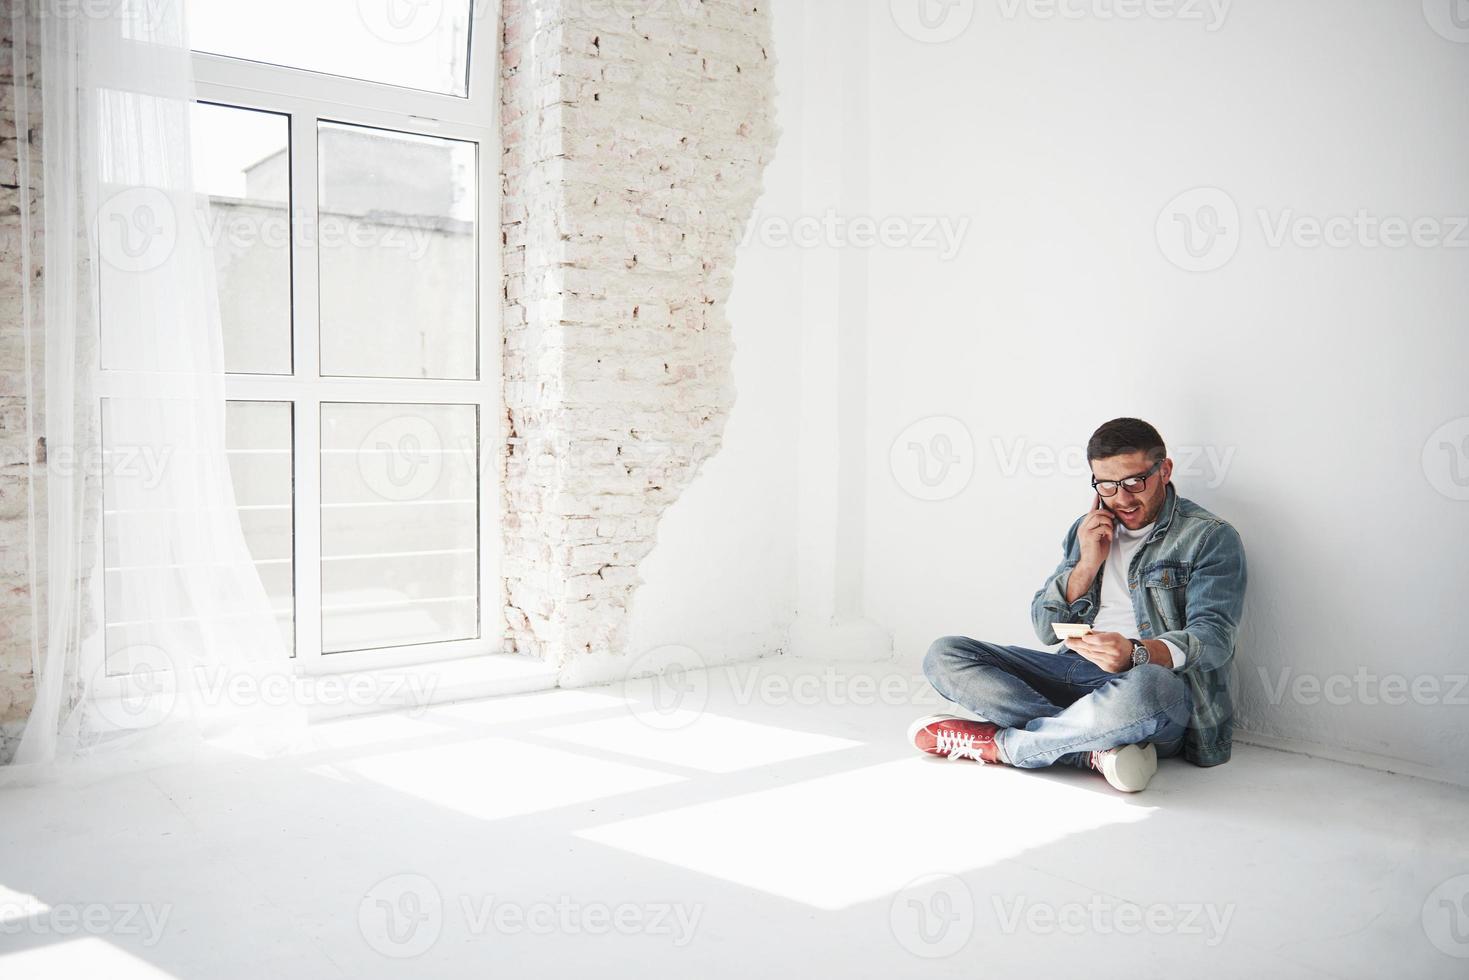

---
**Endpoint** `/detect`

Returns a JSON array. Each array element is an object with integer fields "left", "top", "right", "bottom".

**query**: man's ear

[{"left": 1160, "top": 457, "right": 1174, "bottom": 485}]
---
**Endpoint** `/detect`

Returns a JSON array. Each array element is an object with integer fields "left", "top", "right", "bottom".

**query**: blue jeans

[{"left": 922, "top": 636, "right": 1192, "bottom": 770}]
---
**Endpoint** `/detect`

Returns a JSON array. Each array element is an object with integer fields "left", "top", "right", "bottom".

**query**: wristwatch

[{"left": 1129, "top": 638, "right": 1149, "bottom": 669}]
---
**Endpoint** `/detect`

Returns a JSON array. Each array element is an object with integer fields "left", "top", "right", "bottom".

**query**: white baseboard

[
  {"left": 1235, "top": 729, "right": 1468, "bottom": 790},
  {"left": 557, "top": 631, "right": 784, "bottom": 690}
]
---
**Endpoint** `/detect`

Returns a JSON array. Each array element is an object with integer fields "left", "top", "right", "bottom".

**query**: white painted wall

[{"left": 859, "top": 0, "right": 1469, "bottom": 780}]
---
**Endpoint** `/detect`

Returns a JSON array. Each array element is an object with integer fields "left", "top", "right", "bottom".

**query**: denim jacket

[{"left": 1030, "top": 484, "right": 1247, "bottom": 767}]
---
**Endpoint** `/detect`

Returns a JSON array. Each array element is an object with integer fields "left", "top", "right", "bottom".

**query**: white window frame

[{"left": 192, "top": 3, "right": 503, "bottom": 675}]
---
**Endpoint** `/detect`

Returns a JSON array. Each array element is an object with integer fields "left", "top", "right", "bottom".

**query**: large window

[{"left": 139, "top": 1, "right": 501, "bottom": 671}]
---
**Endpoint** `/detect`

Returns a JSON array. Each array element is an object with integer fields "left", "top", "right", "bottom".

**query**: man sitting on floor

[{"left": 909, "top": 418, "right": 1247, "bottom": 792}]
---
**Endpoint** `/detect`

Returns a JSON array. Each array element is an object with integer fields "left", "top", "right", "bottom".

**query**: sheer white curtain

[{"left": 6, "top": 0, "right": 300, "bottom": 777}]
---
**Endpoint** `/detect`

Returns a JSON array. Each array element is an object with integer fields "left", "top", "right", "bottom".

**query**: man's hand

[
  {"left": 1064, "top": 631, "right": 1133, "bottom": 673},
  {"left": 1077, "top": 495, "right": 1116, "bottom": 569},
  {"left": 1065, "top": 496, "right": 1116, "bottom": 604}
]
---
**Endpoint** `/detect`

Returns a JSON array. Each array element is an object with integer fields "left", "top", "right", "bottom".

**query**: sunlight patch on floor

[
  {"left": 0, "top": 938, "right": 179, "bottom": 979},
  {"left": 0, "top": 886, "right": 48, "bottom": 926},
  {"left": 301, "top": 712, "right": 444, "bottom": 750},
  {"left": 578, "top": 757, "right": 1153, "bottom": 910},
  {"left": 542, "top": 713, "right": 864, "bottom": 773},
  {"left": 330, "top": 736, "right": 682, "bottom": 820}
]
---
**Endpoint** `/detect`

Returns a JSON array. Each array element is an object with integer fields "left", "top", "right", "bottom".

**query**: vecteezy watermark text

[
  {"left": 358, "top": 874, "right": 702, "bottom": 959},
  {"left": 995, "top": 0, "right": 1231, "bottom": 31},
  {"left": 889, "top": 875, "right": 1234, "bottom": 959},
  {"left": 97, "top": 190, "right": 445, "bottom": 275},
  {"left": 743, "top": 210, "right": 972, "bottom": 261},
  {"left": 991, "top": 437, "right": 1236, "bottom": 489},
  {"left": 992, "top": 895, "right": 1235, "bottom": 946},
  {"left": 0, "top": 897, "right": 172, "bottom": 947},
  {"left": 889, "top": 418, "right": 1238, "bottom": 503},
  {"left": 1157, "top": 187, "right": 1469, "bottom": 272},
  {"left": 1257, "top": 667, "right": 1469, "bottom": 707}
]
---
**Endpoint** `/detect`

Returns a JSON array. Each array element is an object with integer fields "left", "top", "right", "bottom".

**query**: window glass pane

[
  {"left": 101, "top": 399, "right": 295, "bottom": 669},
  {"left": 320, "top": 403, "right": 478, "bottom": 654},
  {"left": 192, "top": 103, "right": 292, "bottom": 375},
  {"left": 226, "top": 401, "right": 296, "bottom": 654},
  {"left": 318, "top": 122, "right": 478, "bottom": 380},
  {"left": 186, "top": 0, "right": 475, "bottom": 96}
]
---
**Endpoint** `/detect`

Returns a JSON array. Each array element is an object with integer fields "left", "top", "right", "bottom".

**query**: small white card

[{"left": 1052, "top": 623, "right": 1093, "bottom": 640}]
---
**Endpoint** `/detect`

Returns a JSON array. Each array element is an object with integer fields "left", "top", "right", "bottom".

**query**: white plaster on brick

[{"left": 501, "top": 0, "right": 778, "bottom": 673}]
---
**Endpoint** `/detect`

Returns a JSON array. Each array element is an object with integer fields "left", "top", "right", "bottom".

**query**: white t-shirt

[{"left": 1078, "top": 520, "right": 1186, "bottom": 668}]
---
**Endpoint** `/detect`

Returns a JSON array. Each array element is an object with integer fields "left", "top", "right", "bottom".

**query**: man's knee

[
  {"left": 1115, "top": 663, "right": 1188, "bottom": 715},
  {"left": 923, "top": 636, "right": 966, "bottom": 687}
]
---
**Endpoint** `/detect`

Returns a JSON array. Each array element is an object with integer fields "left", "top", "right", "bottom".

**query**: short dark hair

[{"left": 1087, "top": 418, "right": 1166, "bottom": 463}]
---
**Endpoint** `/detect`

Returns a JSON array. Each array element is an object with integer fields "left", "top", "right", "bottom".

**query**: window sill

[{"left": 297, "top": 652, "right": 556, "bottom": 723}]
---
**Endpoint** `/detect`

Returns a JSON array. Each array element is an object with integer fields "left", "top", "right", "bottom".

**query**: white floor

[{"left": 2, "top": 656, "right": 1467, "bottom": 979}]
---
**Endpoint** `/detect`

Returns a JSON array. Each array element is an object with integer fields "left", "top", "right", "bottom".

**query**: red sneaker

[{"left": 907, "top": 714, "right": 1000, "bottom": 763}]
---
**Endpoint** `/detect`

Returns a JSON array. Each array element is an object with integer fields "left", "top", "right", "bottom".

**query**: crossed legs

[{"left": 921, "top": 635, "right": 1190, "bottom": 769}]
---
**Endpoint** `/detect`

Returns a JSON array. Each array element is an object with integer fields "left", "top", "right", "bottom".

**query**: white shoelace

[{"left": 934, "top": 729, "right": 987, "bottom": 763}]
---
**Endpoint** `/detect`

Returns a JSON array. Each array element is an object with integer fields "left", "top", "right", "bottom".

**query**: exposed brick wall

[
  {"left": 500, "top": 0, "right": 777, "bottom": 671},
  {"left": 0, "top": 9, "right": 42, "bottom": 759}
]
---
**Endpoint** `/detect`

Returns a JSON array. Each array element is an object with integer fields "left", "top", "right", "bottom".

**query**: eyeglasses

[{"left": 1091, "top": 458, "right": 1164, "bottom": 497}]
